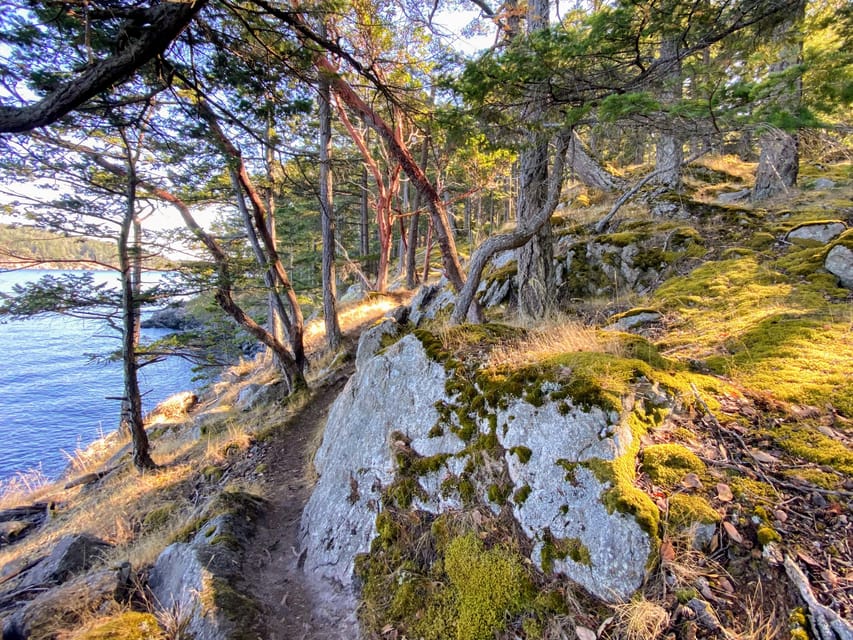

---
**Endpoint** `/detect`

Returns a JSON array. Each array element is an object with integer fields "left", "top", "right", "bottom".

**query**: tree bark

[
  {"left": 654, "top": 38, "right": 684, "bottom": 190},
  {"left": 753, "top": 130, "right": 798, "bottom": 200},
  {"left": 119, "top": 149, "right": 155, "bottom": 470},
  {"left": 279, "top": 10, "right": 466, "bottom": 293},
  {"left": 318, "top": 25, "right": 342, "bottom": 351},
  {"left": 752, "top": 3, "right": 804, "bottom": 201},
  {"left": 452, "top": 131, "right": 571, "bottom": 324},
  {"left": 195, "top": 99, "right": 306, "bottom": 373},
  {"left": 568, "top": 131, "right": 623, "bottom": 191},
  {"left": 334, "top": 94, "right": 402, "bottom": 294},
  {"left": 516, "top": 0, "right": 554, "bottom": 320}
]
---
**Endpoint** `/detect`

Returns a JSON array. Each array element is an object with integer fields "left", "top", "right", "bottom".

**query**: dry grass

[
  {"left": 303, "top": 293, "right": 406, "bottom": 353},
  {"left": 486, "top": 316, "right": 625, "bottom": 370},
  {"left": 692, "top": 154, "right": 757, "bottom": 183},
  {"left": 610, "top": 599, "right": 670, "bottom": 640}
]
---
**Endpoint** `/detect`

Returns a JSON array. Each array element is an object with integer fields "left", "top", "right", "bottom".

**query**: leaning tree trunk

[{"left": 568, "top": 131, "right": 623, "bottom": 191}]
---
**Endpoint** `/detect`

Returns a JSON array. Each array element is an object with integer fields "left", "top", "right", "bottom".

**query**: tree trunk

[
  {"left": 516, "top": 0, "right": 554, "bottom": 320},
  {"left": 318, "top": 27, "right": 342, "bottom": 351},
  {"left": 568, "top": 131, "right": 623, "bottom": 191},
  {"left": 452, "top": 131, "right": 571, "bottom": 324},
  {"left": 264, "top": 110, "right": 288, "bottom": 367},
  {"left": 119, "top": 155, "right": 155, "bottom": 471},
  {"left": 654, "top": 38, "right": 683, "bottom": 190},
  {"left": 196, "top": 99, "right": 307, "bottom": 373},
  {"left": 752, "top": 130, "right": 798, "bottom": 200},
  {"left": 751, "top": 3, "right": 804, "bottom": 201}
]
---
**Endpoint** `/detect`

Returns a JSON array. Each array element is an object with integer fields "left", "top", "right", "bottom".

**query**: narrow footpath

[{"left": 238, "top": 365, "right": 357, "bottom": 640}]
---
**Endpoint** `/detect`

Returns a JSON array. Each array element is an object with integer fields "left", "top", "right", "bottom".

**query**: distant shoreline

[{"left": 0, "top": 261, "right": 115, "bottom": 272}]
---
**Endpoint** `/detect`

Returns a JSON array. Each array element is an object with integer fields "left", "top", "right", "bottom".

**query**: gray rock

[
  {"left": 409, "top": 283, "right": 455, "bottom": 326},
  {"left": 21, "top": 533, "right": 111, "bottom": 588},
  {"left": 339, "top": 282, "right": 368, "bottom": 304},
  {"left": 786, "top": 221, "right": 846, "bottom": 244},
  {"left": 825, "top": 244, "right": 853, "bottom": 289},
  {"left": 236, "top": 380, "right": 285, "bottom": 411},
  {"left": 607, "top": 311, "right": 663, "bottom": 331},
  {"left": 717, "top": 189, "right": 751, "bottom": 203},
  {"left": 300, "top": 333, "right": 656, "bottom": 603},
  {"left": 148, "top": 512, "right": 257, "bottom": 640},
  {"left": 355, "top": 318, "right": 400, "bottom": 372},
  {"left": 4, "top": 564, "right": 131, "bottom": 640},
  {"left": 300, "top": 335, "right": 452, "bottom": 588},
  {"left": 497, "top": 400, "right": 650, "bottom": 601},
  {"left": 141, "top": 303, "right": 199, "bottom": 330},
  {"left": 480, "top": 278, "right": 512, "bottom": 308},
  {"left": 813, "top": 178, "right": 836, "bottom": 189}
]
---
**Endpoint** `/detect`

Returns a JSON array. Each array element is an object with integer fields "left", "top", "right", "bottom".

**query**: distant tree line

[{"left": 0, "top": 223, "right": 120, "bottom": 269}]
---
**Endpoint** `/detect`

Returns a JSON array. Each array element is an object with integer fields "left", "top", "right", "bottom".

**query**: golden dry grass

[
  {"left": 485, "top": 316, "right": 625, "bottom": 370},
  {"left": 611, "top": 599, "right": 670, "bottom": 640}
]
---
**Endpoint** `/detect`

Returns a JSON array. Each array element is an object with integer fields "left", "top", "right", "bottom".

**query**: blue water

[{"left": 0, "top": 269, "right": 196, "bottom": 483}]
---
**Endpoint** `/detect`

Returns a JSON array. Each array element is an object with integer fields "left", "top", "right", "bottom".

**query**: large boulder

[
  {"left": 3, "top": 564, "right": 131, "bottom": 640},
  {"left": 20, "top": 533, "right": 111, "bottom": 588},
  {"left": 299, "top": 332, "right": 658, "bottom": 602},
  {"left": 785, "top": 221, "right": 846, "bottom": 244},
  {"left": 355, "top": 318, "right": 401, "bottom": 372},
  {"left": 408, "top": 283, "right": 455, "bottom": 326},
  {"left": 148, "top": 494, "right": 262, "bottom": 640}
]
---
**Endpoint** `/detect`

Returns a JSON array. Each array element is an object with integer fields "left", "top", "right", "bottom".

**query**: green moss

[
  {"left": 756, "top": 525, "right": 782, "bottom": 546},
  {"left": 202, "top": 465, "right": 224, "bottom": 482},
  {"left": 654, "top": 253, "right": 853, "bottom": 416},
  {"left": 728, "top": 476, "right": 776, "bottom": 502},
  {"left": 510, "top": 446, "right": 532, "bottom": 463},
  {"left": 642, "top": 444, "right": 706, "bottom": 490},
  {"left": 445, "top": 533, "right": 535, "bottom": 640},
  {"left": 486, "top": 483, "right": 511, "bottom": 505},
  {"left": 513, "top": 484, "right": 532, "bottom": 504},
  {"left": 781, "top": 467, "right": 844, "bottom": 490},
  {"left": 765, "top": 423, "right": 853, "bottom": 476},
  {"left": 202, "top": 576, "right": 260, "bottom": 638},
  {"left": 746, "top": 232, "right": 776, "bottom": 250},
  {"left": 483, "top": 262, "right": 518, "bottom": 286},
  {"left": 540, "top": 534, "right": 592, "bottom": 572},
  {"left": 72, "top": 612, "right": 165, "bottom": 640},
  {"left": 667, "top": 494, "right": 720, "bottom": 532},
  {"left": 142, "top": 504, "right": 176, "bottom": 530}
]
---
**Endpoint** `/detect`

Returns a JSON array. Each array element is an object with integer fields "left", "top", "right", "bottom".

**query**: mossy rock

[
  {"left": 70, "top": 612, "right": 165, "bottom": 640},
  {"left": 642, "top": 444, "right": 705, "bottom": 490}
]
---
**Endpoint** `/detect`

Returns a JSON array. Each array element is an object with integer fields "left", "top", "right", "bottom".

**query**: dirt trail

[{"left": 239, "top": 364, "right": 357, "bottom": 640}]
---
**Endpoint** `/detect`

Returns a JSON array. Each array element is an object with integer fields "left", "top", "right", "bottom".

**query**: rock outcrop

[
  {"left": 300, "top": 331, "right": 663, "bottom": 603},
  {"left": 148, "top": 492, "right": 263, "bottom": 640}
]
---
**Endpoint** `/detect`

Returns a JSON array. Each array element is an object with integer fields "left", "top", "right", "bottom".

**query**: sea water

[{"left": 0, "top": 269, "right": 197, "bottom": 484}]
